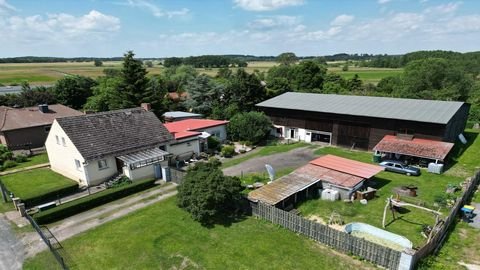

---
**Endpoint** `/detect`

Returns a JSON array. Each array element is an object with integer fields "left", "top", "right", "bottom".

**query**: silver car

[{"left": 379, "top": 160, "right": 421, "bottom": 176}]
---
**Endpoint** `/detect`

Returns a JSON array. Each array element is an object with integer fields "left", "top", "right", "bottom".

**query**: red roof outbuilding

[{"left": 373, "top": 135, "right": 454, "bottom": 161}]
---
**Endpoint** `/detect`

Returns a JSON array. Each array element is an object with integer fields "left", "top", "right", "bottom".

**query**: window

[
  {"left": 98, "top": 159, "right": 108, "bottom": 170},
  {"left": 44, "top": 126, "right": 51, "bottom": 133},
  {"left": 75, "top": 159, "right": 81, "bottom": 170},
  {"left": 55, "top": 135, "right": 60, "bottom": 145},
  {"left": 61, "top": 137, "right": 66, "bottom": 146},
  {"left": 186, "top": 142, "right": 191, "bottom": 146}
]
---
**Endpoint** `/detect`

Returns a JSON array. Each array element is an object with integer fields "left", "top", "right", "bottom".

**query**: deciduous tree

[{"left": 177, "top": 159, "right": 242, "bottom": 224}]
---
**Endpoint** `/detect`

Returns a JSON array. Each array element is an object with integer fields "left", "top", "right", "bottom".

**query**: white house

[
  {"left": 164, "top": 119, "right": 229, "bottom": 161},
  {"left": 46, "top": 107, "right": 174, "bottom": 187}
]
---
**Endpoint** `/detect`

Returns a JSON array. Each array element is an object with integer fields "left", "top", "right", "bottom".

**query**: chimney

[
  {"left": 141, "top": 103, "right": 152, "bottom": 111},
  {"left": 38, "top": 104, "right": 49, "bottom": 113}
]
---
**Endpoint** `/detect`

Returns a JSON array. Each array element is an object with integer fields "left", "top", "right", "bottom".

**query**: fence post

[
  {"left": 398, "top": 249, "right": 416, "bottom": 270},
  {"left": 17, "top": 203, "right": 26, "bottom": 217},
  {"left": 0, "top": 180, "right": 8, "bottom": 203}
]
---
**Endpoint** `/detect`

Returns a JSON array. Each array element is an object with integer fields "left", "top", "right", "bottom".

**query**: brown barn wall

[
  {"left": 3, "top": 125, "right": 50, "bottom": 150},
  {"left": 443, "top": 103, "right": 470, "bottom": 142},
  {"left": 261, "top": 107, "right": 448, "bottom": 150}
]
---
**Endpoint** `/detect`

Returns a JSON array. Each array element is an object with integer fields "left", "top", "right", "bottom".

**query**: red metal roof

[
  {"left": 171, "top": 131, "right": 201, "bottom": 140},
  {"left": 310, "top": 154, "right": 384, "bottom": 179},
  {"left": 373, "top": 135, "right": 454, "bottom": 161},
  {"left": 296, "top": 163, "right": 365, "bottom": 188},
  {"left": 164, "top": 119, "right": 228, "bottom": 133}
]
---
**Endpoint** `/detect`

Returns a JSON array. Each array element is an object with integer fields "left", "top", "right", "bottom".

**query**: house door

[
  {"left": 153, "top": 163, "right": 162, "bottom": 179},
  {"left": 289, "top": 129, "right": 295, "bottom": 139},
  {"left": 115, "top": 158, "right": 124, "bottom": 173}
]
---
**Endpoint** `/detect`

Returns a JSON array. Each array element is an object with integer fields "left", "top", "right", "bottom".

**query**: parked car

[{"left": 379, "top": 160, "right": 421, "bottom": 176}]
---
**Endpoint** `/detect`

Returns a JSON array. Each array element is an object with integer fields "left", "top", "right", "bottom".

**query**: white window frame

[
  {"left": 55, "top": 135, "right": 60, "bottom": 145},
  {"left": 61, "top": 137, "right": 66, "bottom": 147},
  {"left": 98, "top": 159, "right": 108, "bottom": 170},
  {"left": 74, "top": 159, "right": 82, "bottom": 171}
]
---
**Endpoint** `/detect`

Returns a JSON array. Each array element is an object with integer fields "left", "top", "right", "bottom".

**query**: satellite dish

[{"left": 265, "top": 164, "right": 275, "bottom": 181}]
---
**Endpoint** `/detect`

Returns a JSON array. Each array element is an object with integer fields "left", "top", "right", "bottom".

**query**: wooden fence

[
  {"left": 251, "top": 202, "right": 402, "bottom": 269},
  {"left": 411, "top": 170, "right": 480, "bottom": 267}
]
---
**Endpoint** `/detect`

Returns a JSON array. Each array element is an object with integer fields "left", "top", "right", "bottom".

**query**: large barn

[{"left": 256, "top": 92, "right": 469, "bottom": 150}]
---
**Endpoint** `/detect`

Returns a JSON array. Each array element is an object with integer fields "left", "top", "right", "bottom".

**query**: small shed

[
  {"left": 248, "top": 155, "right": 384, "bottom": 207},
  {"left": 373, "top": 135, "right": 454, "bottom": 165}
]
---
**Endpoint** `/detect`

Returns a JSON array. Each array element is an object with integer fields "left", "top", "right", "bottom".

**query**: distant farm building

[{"left": 256, "top": 92, "right": 469, "bottom": 150}]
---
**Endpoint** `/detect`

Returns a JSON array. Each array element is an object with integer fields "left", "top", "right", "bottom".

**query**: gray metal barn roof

[{"left": 256, "top": 92, "right": 465, "bottom": 124}]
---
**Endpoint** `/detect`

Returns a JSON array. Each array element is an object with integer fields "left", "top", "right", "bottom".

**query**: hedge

[
  {"left": 33, "top": 178, "right": 157, "bottom": 224},
  {"left": 23, "top": 183, "right": 79, "bottom": 208}
]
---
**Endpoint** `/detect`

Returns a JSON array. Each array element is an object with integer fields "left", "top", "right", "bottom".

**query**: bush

[
  {"left": 15, "top": 154, "right": 28, "bottom": 163},
  {"left": 23, "top": 183, "right": 79, "bottom": 208},
  {"left": 2, "top": 160, "right": 17, "bottom": 169},
  {"left": 221, "top": 145, "right": 235, "bottom": 158},
  {"left": 33, "top": 178, "right": 156, "bottom": 224},
  {"left": 207, "top": 136, "right": 220, "bottom": 151}
]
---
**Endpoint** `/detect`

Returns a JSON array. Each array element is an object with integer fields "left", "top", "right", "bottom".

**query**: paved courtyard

[{"left": 223, "top": 146, "right": 318, "bottom": 176}]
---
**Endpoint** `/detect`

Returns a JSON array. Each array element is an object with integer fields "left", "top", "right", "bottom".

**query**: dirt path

[
  {"left": 0, "top": 215, "right": 23, "bottom": 270},
  {"left": 21, "top": 184, "right": 178, "bottom": 258},
  {"left": 223, "top": 146, "right": 318, "bottom": 176},
  {"left": 0, "top": 163, "right": 49, "bottom": 176}
]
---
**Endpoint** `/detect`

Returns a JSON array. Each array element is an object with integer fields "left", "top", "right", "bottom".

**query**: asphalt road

[{"left": 0, "top": 215, "right": 23, "bottom": 270}]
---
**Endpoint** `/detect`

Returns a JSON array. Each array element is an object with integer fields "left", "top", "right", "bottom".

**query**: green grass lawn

[
  {"left": 418, "top": 191, "right": 480, "bottom": 270},
  {"left": 296, "top": 144, "right": 475, "bottom": 247},
  {"left": 23, "top": 197, "right": 373, "bottom": 270},
  {"left": 1, "top": 168, "right": 77, "bottom": 200},
  {"left": 221, "top": 142, "right": 310, "bottom": 168},
  {"left": 3, "top": 153, "right": 49, "bottom": 172}
]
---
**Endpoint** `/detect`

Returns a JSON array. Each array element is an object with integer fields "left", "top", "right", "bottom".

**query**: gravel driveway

[
  {"left": 0, "top": 214, "right": 23, "bottom": 270},
  {"left": 223, "top": 146, "right": 318, "bottom": 176}
]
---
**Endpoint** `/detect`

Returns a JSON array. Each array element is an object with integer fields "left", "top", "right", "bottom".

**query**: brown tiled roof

[
  {"left": 0, "top": 104, "right": 83, "bottom": 131},
  {"left": 373, "top": 135, "right": 454, "bottom": 161},
  {"left": 56, "top": 108, "right": 174, "bottom": 161}
]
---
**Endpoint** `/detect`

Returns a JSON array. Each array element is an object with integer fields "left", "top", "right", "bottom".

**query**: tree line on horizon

[{"left": 0, "top": 50, "right": 479, "bottom": 127}]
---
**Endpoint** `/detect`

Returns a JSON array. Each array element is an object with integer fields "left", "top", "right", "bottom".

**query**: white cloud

[
  {"left": 1, "top": 10, "right": 120, "bottom": 45},
  {"left": 122, "top": 0, "right": 189, "bottom": 18},
  {"left": 233, "top": 0, "right": 304, "bottom": 11},
  {"left": 424, "top": 2, "right": 461, "bottom": 15},
  {"left": 377, "top": 0, "right": 391, "bottom": 4},
  {"left": 0, "top": 0, "right": 16, "bottom": 13},
  {"left": 248, "top": 15, "right": 300, "bottom": 30},
  {"left": 331, "top": 14, "right": 354, "bottom": 26}
]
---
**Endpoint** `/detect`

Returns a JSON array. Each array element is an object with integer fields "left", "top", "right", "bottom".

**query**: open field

[
  {"left": 298, "top": 130, "right": 479, "bottom": 248},
  {"left": 1, "top": 168, "right": 77, "bottom": 201},
  {"left": 328, "top": 67, "right": 403, "bottom": 84},
  {"left": 23, "top": 196, "right": 374, "bottom": 270},
  {"left": 0, "top": 61, "right": 401, "bottom": 86}
]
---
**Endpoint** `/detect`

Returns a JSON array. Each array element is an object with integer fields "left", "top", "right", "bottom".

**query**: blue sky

[{"left": 0, "top": 0, "right": 479, "bottom": 57}]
